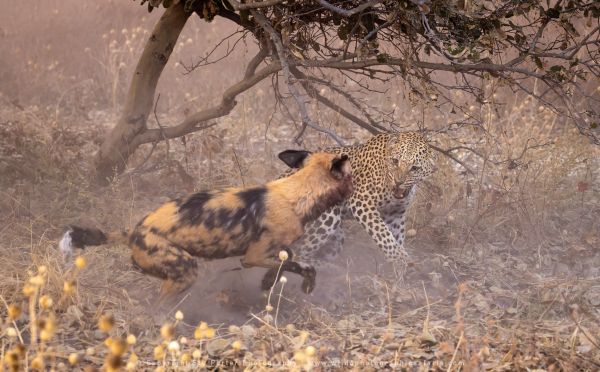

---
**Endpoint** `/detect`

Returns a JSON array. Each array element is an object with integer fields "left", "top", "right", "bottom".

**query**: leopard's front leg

[
  {"left": 292, "top": 205, "right": 344, "bottom": 265},
  {"left": 381, "top": 185, "right": 416, "bottom": 246},
  {"left": 348, "top": 198, "right": 410, "bottom": 272}
]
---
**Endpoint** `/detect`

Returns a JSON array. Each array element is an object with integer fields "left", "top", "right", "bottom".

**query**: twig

[
  {"left": 249, "top": 313, "right": 293, "bottom": 341},
  {"left": 129, "top": 141, "right": 158, "bottom": 175},
  {"left": 317, "top": 0, "right": 382, "bottom": 17},
  {"left": 167, "top": 293, "right": 191, "bottom": 318},
  {"left": 248, "top": 6, "right": 346, "bottom": 145},
  {"left": 274, "top": 279, "right": 286, "bottom": 328},
  {"left": 153, "top": 94, "right": 171, "bottom": 167},
  {"left": 181, "top": 30, "right": 248, "bottom": 74},
  {"left": 227, "top": 0, "right": 284, "bottom": 10},
  {"left": 290, "top": 66, "right": 382, "bottom": 134},
  {"left": 429, "top": 144, "right": 475, "bottom": 175},
  {"left": 231, "top": 147, "right": 246, "bottom": 187},
  {"left": 131, "top": 61, "right": 283, "bottom": 147},
  {"left": 0, "top": 295, "right": 25, "bottom": 344},
  {"left": 447, "top": 332, "right": 464, "bottom": 372}
]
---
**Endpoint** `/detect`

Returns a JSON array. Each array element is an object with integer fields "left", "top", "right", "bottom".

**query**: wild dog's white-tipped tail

[{"left": 59, "top": 228, "right": 74, "bottom": 258}]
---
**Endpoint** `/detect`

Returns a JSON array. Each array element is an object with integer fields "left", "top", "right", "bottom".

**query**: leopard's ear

[
  {"left": 278, "top": 150, "right": 312, "bottom": 169},
  {"left": 330, "top": 154, "right": 351, "bottom": 180}
]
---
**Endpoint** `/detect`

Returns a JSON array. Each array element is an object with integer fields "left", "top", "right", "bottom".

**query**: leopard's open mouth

[{"left": 393, "top": 184, "right": 411, "bottom": 199}]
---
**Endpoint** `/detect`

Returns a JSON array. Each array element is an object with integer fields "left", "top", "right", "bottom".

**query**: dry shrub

[
  {"left": 1, "top": 1, "right": 599, "bottom": 370},
  {"left": 1, "top": 82, "right": 599, "bottom": 372}
]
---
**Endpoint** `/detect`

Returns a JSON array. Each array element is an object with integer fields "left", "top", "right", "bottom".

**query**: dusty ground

[
  {"left": 1, "top": 1, "right": 600, "bottom": 370},
  {"left": 1, "top": 91, "right": 599, "bottom": 369}
]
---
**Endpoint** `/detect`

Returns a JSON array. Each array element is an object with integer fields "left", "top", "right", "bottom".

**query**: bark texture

[{"left": 94, "top": 3, "right": 190, "bottom": 184}]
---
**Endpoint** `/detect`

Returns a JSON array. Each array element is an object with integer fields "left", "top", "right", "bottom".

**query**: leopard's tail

[{"left": 58, "top": 225, "right": 129, "bottom": 257}]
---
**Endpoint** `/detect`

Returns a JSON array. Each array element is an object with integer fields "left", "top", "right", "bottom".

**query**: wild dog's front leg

[
  {"left": 242, "top": 239, "right": 317, "bottom": 293},
  {"left": 348, "top": 198, "right": 409, "bottom": 271},
  {"left": 261, "top": 260, "right": 317, "bottom": 293},
  {"left": 283, "top": 260, "right": 316, "bottom": 293},
  {"left": 260, "top": 206, "right": 342, "bottom": 292}
]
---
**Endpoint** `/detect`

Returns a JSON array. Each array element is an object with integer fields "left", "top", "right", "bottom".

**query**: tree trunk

[{"left": 94, "top": 3, "right": 191, "bottom": 184}]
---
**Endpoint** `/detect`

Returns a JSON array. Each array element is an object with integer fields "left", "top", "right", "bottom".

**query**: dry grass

[
  {"left": 1, "top": 89, "right": 599, "bottom": 370},
  {"left": 1, "top": 1, "right": 600, "bottom": 371}
]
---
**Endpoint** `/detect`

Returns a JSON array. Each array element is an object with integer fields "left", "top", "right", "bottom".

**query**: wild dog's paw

[
  {"left": 261, "top": 268, "right": 281, "bottom": 291},
  {"left": 301, "top": 266, "right": 317, "bottom": 294}
]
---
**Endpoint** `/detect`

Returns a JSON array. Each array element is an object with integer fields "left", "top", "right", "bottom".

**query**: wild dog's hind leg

[
  {"left": 130, "top": 230, "right": 198, "bottom": 298},
  {"left": 242, "top": 240, "right": 316, "bottom": 294}
]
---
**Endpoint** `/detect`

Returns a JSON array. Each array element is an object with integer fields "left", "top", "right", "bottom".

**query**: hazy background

[{"left": 0, "top": 0, "right": 599, "bottom": 369}]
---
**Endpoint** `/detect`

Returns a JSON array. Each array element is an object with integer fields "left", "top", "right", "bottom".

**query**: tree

[{"left": 94, "top": 0, "right": 600, "bottom": 183}]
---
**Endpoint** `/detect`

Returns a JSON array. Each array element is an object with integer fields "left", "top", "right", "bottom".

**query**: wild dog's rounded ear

[
  {"left": 330, "top": 154, "right": 350, "bottom": 180},
  {"left": 278, "top": 150, "right": 312, "bottom": 169}
]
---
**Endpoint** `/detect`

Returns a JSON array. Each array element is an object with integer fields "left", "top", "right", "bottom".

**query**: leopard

[
  {"left": 59, "top": 151, "right": 353, "bottom": 297},
  {"left": 273, "top": 131, "right": 437, "bottom": 277}
]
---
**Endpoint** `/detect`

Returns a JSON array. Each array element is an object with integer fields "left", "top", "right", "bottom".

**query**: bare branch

[
  {"left": 317, "top": 0, "right": 382, "bottom": 17},
  {"left": 305, "top": 57, "right": 543, "bottom": 77},
  {"left": 248, "top": 6, "right": 346, "bottom": 145},
  {"left": 132, "top": 61, "right": 283, "bottom": 146},
  {"left": 429, "top": 144, "right": 475, "bottom": 175},
  {"left": 290, "top": 66, "right": 380, "bottom": 135},
  {"left": 293, "top": 72, "right": 387, "bottom": 131},
  {"left": 181, "top": 30, "right": 248, "bottom": 74},
  {"left": 245, "top": 42, "right": 269, "bottom": 78},
  {"left": 227, "top": 0, "right": 285, "bottom": 10}
]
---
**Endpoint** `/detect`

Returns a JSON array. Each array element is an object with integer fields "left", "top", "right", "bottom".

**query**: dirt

[
  {"left": 139, "top": 219, "right": 504, "bottom": 327},
  {"left": 1, "top": 1, "right": 599, "bottom": 368},
  {"left": 1, "top": 100, "right": 599, "bottom": 368},
  {"left": 125, "top": 223, "right": 382, "bottom": 325}
]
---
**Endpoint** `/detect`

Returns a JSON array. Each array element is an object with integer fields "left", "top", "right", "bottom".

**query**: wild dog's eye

[{"left": 411, "top": 166, "right": 421, "bottom": 171}]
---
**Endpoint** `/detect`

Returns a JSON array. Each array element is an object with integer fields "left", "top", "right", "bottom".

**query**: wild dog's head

[{"left": 278, "top": 150, "right": 353, "bottom": 223}]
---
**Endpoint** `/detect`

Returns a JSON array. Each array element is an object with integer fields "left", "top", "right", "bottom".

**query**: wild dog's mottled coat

[{"left": 60, "top": 152, "right": 352, "bottom": 296}]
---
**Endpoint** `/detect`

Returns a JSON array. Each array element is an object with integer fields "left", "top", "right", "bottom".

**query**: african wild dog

[{"left": 59, "top": 151, "right": 352, "bottom": 296}]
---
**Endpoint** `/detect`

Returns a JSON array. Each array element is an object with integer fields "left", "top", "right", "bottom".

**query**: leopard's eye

[
  {"left": 411, "top": 166, "right": 421, "bottom": 171},
  {"left": 392, "top": 158, "right": 400, "bottom": 165}
]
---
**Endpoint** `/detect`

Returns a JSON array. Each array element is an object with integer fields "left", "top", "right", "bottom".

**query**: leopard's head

[{"left": 387, "top": 132, "right": 437, "bottom": 192}]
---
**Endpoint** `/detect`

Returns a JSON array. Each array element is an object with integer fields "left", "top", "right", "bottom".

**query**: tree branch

[
  {"left": 317, "top": 0, "right": 382, "bottom": 17},
  {"left": 290, "top": 66, "right": 381, "bottom": 135},
  {"left": 227, "top": 0, "right": 285, "bottom": 10},
  {"left": 245, "top": 42, "right": 269, "bottom": 79},
  {"left": 131, "top": 61, "right": 282, "bottom": 146},
  {"left": 291, "top": 72, "right": 387, "bottom": 131},
  {"left": 247, "top": 5, "right": 346, "bottom": 145},
  {"left": 429, "top": 144, "right": 475, "bottom": 175}
]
